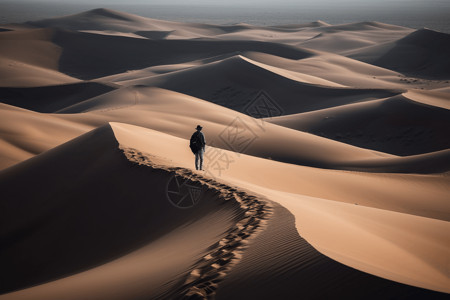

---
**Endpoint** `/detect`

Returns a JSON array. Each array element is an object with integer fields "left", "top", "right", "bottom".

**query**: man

[{"left": 190, "top": 125, "right": 206, "bottom": 171}]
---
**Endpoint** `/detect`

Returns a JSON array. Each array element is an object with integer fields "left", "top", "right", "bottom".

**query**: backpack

[{"left": 189, "top": 131, "right": 202, "bottom": 154}]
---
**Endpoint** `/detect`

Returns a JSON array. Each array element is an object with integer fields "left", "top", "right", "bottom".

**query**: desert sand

[{"left": 0, "top": 8, "right": 449, "bottom": 300}]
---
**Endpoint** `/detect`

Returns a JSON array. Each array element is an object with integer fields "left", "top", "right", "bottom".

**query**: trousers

[{"left": 195, "top": 148, "right": 204, "bottom": 170}]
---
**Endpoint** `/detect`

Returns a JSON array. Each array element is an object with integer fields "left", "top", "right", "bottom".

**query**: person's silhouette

[{"left": 190, "top": 125, "right": 206, "bottom": 170}]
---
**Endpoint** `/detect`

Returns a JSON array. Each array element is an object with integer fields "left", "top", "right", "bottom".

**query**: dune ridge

[
  {"left": 51, "top": 28, "right": 311, "bottom": 79},
  {"left": 121, "top": 147, "right": 273, "bottom": 299},
  {"left": 0, "top": 123, "right": 255, "bottom": 298},
  {"left": 110, "top": 122, "right": 450, "bottom": 294},
  {"left": 215, "top": 201, "right": 449, "bottom": 300},
  {"left": 2, "top": 123, "right": 447, "bottom": 299},
  {"left": 120, "top": 143, "right": 449, "bottom": 299},
  {"left": 119, "top": 55, "right": 400, "bottom": 115}
]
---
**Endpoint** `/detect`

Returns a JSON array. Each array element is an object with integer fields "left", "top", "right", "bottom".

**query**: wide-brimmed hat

[{"left": 196, "top": 125, "right": 203, "bottom": 130}]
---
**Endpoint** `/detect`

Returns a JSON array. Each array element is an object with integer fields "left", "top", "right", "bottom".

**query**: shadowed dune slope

[
  {"left": 297, "top": 21, "right": 412, "bottom": 53},
  {"left": 270, "top": 20, "right": 331, "bottom": 29},
  {"left": 0, "top": 60, "right": 79, "bottom": 88},
  {"left": 134, "top": 30, "right": 173, "bottom": 39},
  {"left": 348, "top": 29, "right": 450, "bottom": 79},
  {"left": 50, "top": 29, "right": 311, "bottom": 79},
  {"left": 94, "top": 62, "right": 199, "bottom": 83},
  {"left": 237, "top": 51, "right": 407, "bottom": 90},
  {"left": 0, "top": 28, "right": 80, "bottom": 87},
  {"left": 0, "top": 28, "right": 61, "bottom": 70},
  {"left": 121, "top": 55, "right": 400, "bottom": 114},
  {"left": 26, "top": 8, "right": 336, "bottom": 40},
  {"left": 111, "top": 123, "right": 450, "bottom": 220},
  {"left": 110, "top": 123, "right": 450, "bottom": 293},
  {"left": 215, "top": 201, "right": 448, "bottom": 300},
  {"left": 267, "top": 94, "right": 450, "bottom": 156},
  {"left": 0, "top": 124, "right": 242, "bottom": 295},
  {"left": 2, "top": 85, "right": 446, "bottom": 173},
  {"left": 0, "top": 102, "right": 91, "bottom": 170},
  {"left": 0, "top": 86, "right": 395, "bottom": 172},
  {"left": 110, "top": 52, "right": 343, "bottom": 87},
  {"left": 0, "top": 122, "right": 448, "bottom": 299},
  {"left": 311, "top": 21, "right": 411, "bottom": 32},
  {"left": 301, "top": 32, "right": 379, "bottom": 53},
  {"left": 25, "top": 8, "right": 189, "bottom": 35},
  {"left": 403, "top": 89, "right": 450, "bottom": 110},
  {"left": 343, "top": 149, "right": 450, "bottom": 173},
  {"left": 0, "top": 82, "right": 115, "bottom": 113},
  {"left": 46, "top": 87, "right": 404, "bottom": 171}
]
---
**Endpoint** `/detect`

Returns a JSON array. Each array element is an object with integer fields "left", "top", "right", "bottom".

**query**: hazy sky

[
  {"left": 1, "top": 0, "right": 449, "bottom": 5},
  {"left": 1, "top": 0, "right": 450, "bottom": 11},
  {"left": 1, "top": 0, "right": 449, "bottom": 32}
]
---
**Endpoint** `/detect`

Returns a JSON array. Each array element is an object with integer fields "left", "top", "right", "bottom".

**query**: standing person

[{"left": 190, "top": 125, "right": 206, "bottom": 170}]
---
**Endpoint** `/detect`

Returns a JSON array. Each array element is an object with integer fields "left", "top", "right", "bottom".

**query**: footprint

[{"left": 119, "top": 146, "right": 273, "bottom": 299}]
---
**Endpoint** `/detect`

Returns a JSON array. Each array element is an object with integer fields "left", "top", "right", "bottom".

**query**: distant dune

[
  {"left": 0, "top": 28, "right": 80, "bottom": 87},
  {"left": 267, "top": 93, "right": 450, "bottom": 156},
  {"left": 0, "top": 82, "right": 115, "bottom": 112},
  {"left": 118, "top": 54, "right": 399, "bottom": 114},
  {"left": 0, "top": 8, "right": 449, "bottom": 300},
  {"left": 347, "top": 28, "right": 450, "bottom": 79}
]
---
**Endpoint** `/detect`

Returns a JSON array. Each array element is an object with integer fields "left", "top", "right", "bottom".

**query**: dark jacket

[{"left": 190, "top": 131, "right": 206, "bottom": 153}]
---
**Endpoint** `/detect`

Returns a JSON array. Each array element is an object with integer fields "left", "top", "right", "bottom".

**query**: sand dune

[
  {"left": 50, "top": 28, "right": 309, "bottom": 79},
  {"left": 403, "top": 89, "right": 450, "bottom": 110},
  {"left": 0, "top": 58, "right": 79, "bottom": 88},
  {"left": 270, "top": 20, "right": 331, "bottom": 29},
  {"left": 1, "top": 122, "right": 446, "bottom": 299},
  {"left": 0, "top": 8, "right": 449, "bottom": 300},
  {"left": 120, "top": 55, "right": 399, "bottom": 114},
  {"left": 0, "top": 124, "right": 245, "bottom": 297},
  {"left": 212, "top": 20, "right": 410, "bottom": 45},
  {"left": 0, "top": 28, "right": 61, "bottom": 70},
  {"left": 119, "top": 54, "right": 343, "bottom": 87},
  {"left": 301, "top": 31, "right": 379, "bottom": 53},
  {"left": 27, "top": 8, "right": 175, "bottom": 33},
  {"left": 434, "top": 86, "right": 450, "bottom": 93},
  {"left": 110, "top": 123, "right": 450, "bottom": 294},
  {"left": 0, "top": 86, "right": 397, "bottom": 176},
  {"left": 116, "top": 123, "right": 450, "bottom": 294},
  {"left": 0, "top": 102, "right": 91, "bottom": 170},
  {"left": 26, "top": 8, "right": 332, "bottom": 41},
  {"left": 0, "top": 82, "right": 115, "bottom": 113},
  {"left": 235, "top": 51, "right": 409, "bottom": 89},
  {"left": 27, "top": 8, "right": 259, "bottom": 38},
  {"left": 312, "top": 21, "right": 411, "bottom": 32},
  {"left": 0, "top": 28, "right": 80, "bottom": 87},
  {"left": 94, "top": 62, "right": 200, "bottom": 83},
  {"left": 2, "top": 86, "right": 400, "bottom": 170},
  {"left": 297, "top": 21, "right": 412, "bottom": 53},
  {"left": 0, "top": 86, "right": 389, "bottom": 172},
  {"left": 267, "top": 94, "right": 450, "bottom": 155},
  {"left": 57, "top": 89, "right": 446, "bottom": 174},
  {"left": 215, "top": 201, "right": 448, "bottom": 299},
  {"left": 347, "top": 28, "right": 450, "bottom": 79},
  {"left": 109, "top": 122, "right": 450, "bottom": 219}
]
